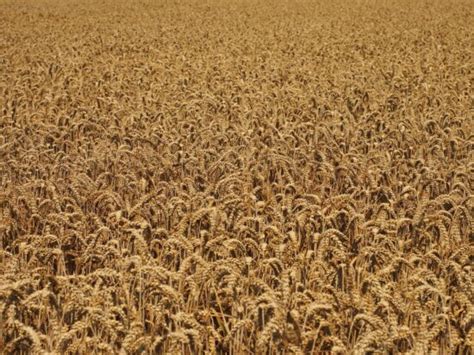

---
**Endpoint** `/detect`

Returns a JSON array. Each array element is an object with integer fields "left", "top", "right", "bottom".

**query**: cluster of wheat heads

[{"left": 0, "top": 0, "right": 473, "bottom": 353}]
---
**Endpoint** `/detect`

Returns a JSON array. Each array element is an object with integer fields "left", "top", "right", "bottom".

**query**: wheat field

[{"left": 0, "top": 0, "right": 473, "bottom": 353}]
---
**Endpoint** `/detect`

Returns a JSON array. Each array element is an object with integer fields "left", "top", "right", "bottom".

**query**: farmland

[{"left": 0, "top": 0, "right": 473, "bottom": 353}]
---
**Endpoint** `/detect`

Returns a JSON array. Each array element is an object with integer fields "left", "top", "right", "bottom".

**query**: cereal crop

[{"left": 0, "top": 0, "right": 473, "bottom": 353}]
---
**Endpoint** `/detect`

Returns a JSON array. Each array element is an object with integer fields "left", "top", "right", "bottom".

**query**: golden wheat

[{"left": 0, "top": 0, "right": 473, "bottom": 353}]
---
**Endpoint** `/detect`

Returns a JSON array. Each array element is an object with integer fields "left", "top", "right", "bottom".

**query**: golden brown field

[{"left": 0, "top": 0, "right": 473, "bottom": 353}]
